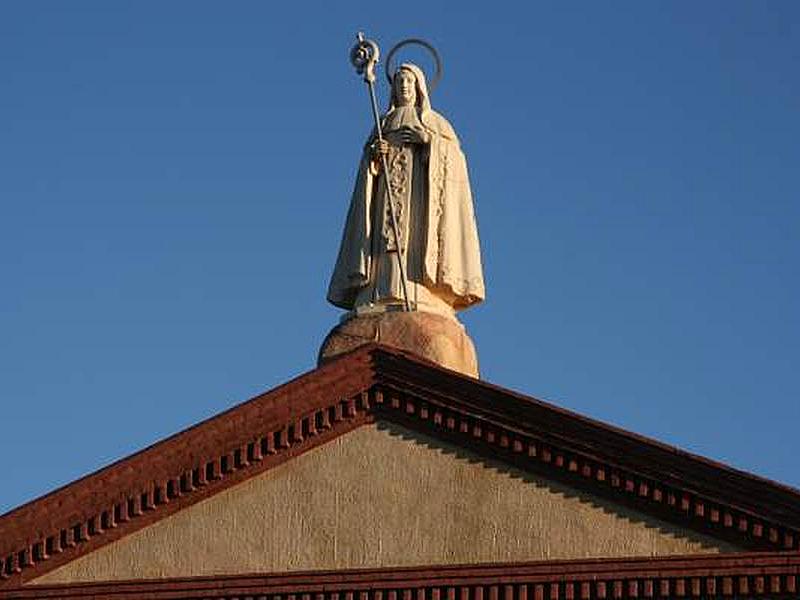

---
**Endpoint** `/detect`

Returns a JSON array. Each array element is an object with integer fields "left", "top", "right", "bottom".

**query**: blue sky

[{"left": 1, "top": 2, "right": 798, "bottom": 514}]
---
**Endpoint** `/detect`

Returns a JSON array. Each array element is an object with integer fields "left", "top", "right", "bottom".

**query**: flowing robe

[{"left": 328, "top": 76, "right": 485, "bottom": 316}]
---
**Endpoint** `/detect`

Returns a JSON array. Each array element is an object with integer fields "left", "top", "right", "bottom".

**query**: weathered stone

[{"left": 318, "top": 310, "right": 479, "bottom": 377}]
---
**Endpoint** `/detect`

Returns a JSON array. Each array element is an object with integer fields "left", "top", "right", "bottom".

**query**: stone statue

[
  {"left": 320, "top": 37, "right": 484, "bottom": 377},
  {"left": 327, "top": 62, "right": 485, "bottom": 317}
]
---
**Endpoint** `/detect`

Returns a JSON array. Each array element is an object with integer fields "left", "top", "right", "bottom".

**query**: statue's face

[{"left": 394, "top": 69, "right": 417, "bottom": 107}]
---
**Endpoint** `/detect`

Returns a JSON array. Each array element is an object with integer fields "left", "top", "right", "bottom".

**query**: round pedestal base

[{"left": 318, "top": 311, "right": 479, "bottom": 378}]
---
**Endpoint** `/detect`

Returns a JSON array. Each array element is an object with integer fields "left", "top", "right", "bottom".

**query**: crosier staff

[{"left": 349, "top": 32, "right": 412, "bottom": 312}]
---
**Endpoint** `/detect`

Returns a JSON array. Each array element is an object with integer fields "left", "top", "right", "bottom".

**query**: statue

[{"left": 321, "top": 35, "right": 484, "bottom": 377}]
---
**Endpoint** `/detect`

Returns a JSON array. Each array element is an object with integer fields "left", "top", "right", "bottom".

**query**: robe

[{"left": 327, "top": 69, "right": 485, "bottom": 315}]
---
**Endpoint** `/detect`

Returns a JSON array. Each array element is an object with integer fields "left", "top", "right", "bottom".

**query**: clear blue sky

[{"left": 1, "top": 2, "right": 798, "bottom": 514}]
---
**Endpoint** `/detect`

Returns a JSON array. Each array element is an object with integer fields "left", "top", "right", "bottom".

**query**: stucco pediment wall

[{"left": 33, "top": 422, "right": 740, "bottom": 584}]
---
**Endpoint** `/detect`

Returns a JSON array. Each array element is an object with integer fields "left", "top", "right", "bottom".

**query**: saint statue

[
  {"left": 327, "top": 63, "right": 485, "bottom": 319},
  {"left": 320, "top": 39, "right": 485, "bottom": 377}
]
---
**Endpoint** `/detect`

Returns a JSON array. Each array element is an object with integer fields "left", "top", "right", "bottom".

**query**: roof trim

[
  {"left": 4, "top": 551, "right": 800, "bottom": 599},
  {"left": 1, "top": 344, "right": 800, "bottom": 588},
  {"left": 368, "top": 348, "right": 800, "bottom": 549},
  {"left": 0, "top": 346, "right": 379, "bottom": 587}
]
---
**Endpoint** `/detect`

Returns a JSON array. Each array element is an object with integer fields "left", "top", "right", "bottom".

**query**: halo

[{"left": 385, "top": 38, "right": 443, "bottom": 92}]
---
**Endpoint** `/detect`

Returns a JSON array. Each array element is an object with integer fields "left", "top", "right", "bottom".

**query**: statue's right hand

[{"left": 371, "top": 139, "right": 389, "bottom": 159}]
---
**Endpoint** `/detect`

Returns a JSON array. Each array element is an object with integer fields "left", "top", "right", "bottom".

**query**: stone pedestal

[{"left": 318, "top": 311, "right": 479, "bottom": 378}]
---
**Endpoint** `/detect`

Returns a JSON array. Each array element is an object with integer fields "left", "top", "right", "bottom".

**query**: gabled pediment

[
  {"left": 1, "top": 344, "right": 799, "bottom": 588},
  {"left": 32, "top": 422, "right": 738, "bottom": 584}
]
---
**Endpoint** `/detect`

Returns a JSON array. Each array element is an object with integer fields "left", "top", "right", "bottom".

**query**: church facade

[{"left": 1, "top": 345, "right": 799, "bottom": 599}]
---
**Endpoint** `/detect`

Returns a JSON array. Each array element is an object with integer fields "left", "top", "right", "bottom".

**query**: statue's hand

[
  {"left": 397, "top": 127, "right": 430, "bottom": 145},
  {"left": 371, "top": 139, "right": 390, "bottom": 159}
]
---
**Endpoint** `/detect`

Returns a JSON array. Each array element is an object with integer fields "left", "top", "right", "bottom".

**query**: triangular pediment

[
  {"left": 33, "top": 422, "right": 737, "bottom": 584},
  {"left": 2, "top": 345, "right": 799, "bottom": 588}
]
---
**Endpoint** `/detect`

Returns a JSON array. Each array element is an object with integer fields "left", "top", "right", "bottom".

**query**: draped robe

[{"left": 327, "top": 64, "right": 485, "bottom": 316}]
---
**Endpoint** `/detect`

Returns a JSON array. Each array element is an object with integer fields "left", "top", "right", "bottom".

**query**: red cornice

[
  {"left": 1, "top": 344, "right": 800, "bottom": 588},
  {"left": 366, "top": 349, "right": 800, "bottom": 550},
  {"left": 0, "top": 347, "right": 378, "bottom": 588},
  {"left": 3, "top": 551, "right": 800, "bottom": 599}
]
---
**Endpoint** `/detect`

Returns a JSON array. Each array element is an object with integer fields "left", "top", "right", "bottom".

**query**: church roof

[{"left": 1, "top": 344, "right": 799, "bottom": 589}]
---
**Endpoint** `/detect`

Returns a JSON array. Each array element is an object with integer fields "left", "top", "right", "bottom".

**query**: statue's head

[
  {"left": 390, "top": 64, "right": 431, "bottom": 112},
  {"left": 393, "top": 68, "right": 417, "bottom": 107}
]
